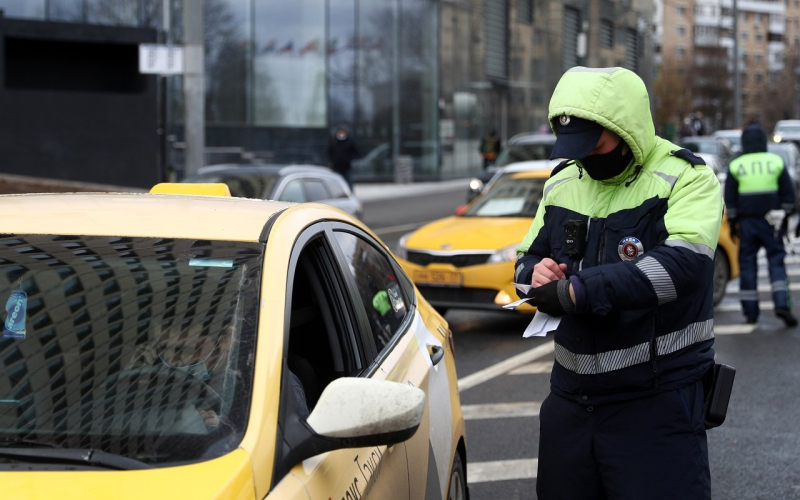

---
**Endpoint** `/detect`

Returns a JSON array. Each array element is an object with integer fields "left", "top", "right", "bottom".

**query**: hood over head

[
  {"left": 741, "top": 123, "right": 767, "bottom": 153},
  {"left": 548, "top": 67, "right": 655, "bottom": 170}
]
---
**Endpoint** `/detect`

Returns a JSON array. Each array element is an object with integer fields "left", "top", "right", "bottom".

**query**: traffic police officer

[
  {"left": 725, "top": 123, "right": 797, "bottom": 326},
  {"left": 515, "top": 67, "right": 722, "bottom": 499}
]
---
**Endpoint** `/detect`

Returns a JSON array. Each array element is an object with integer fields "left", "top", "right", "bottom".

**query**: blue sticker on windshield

[
  {"left": 189, "top": 258, "right": 234, "bottom": 268},
  {"left": 3, "top": 290, "right": 27, "bottom": 339}
]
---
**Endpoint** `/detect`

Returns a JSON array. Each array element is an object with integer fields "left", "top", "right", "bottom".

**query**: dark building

[{"left": 0, "top": 13, "right": 159, "bottom": 188}]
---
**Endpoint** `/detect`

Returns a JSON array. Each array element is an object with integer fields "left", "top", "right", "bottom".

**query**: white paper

[
  {"left": 523, "top": 311, "right": 561, "bottom": 338},
  {"left": 513, "top": 282, "right": 532, "bottom": 295}
]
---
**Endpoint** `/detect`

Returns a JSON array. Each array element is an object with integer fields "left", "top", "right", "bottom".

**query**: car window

[
  {"left": 304, "top": 179, "right": 329, "bottom": 202},
  {"left": 495, "top": 142, "right": 554, "bottom": 167},
  {"left": 323, "top": 178, "right": 348, "bottom": 199},
  {"left": 0, "top": 235, "right": 262, "bottom": 467},
  {"left": 776, "top": 124, "right": 800, "bottom": 134},
  {"left": 278, "top": 180, "right": 306, "bottom": 202},
  {"left": 465, "top": 177, "right": 547, "bottom": 217},
  {"left": 331, "top": 231, "right": 408, "bottom": 352}
]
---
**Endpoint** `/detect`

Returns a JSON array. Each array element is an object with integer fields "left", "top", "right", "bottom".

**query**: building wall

[{"left": 0, "top": 16, "right": 159, "bottom": 188}]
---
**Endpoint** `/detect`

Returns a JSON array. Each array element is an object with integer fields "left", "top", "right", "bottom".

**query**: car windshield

[
  {"left": 464, "top": 177, "right": 546, "bottom": 217},
  {"left": 495, "top": 142, "right": 555, "bottom": 167},
  {"left": 776, "top": 124, "right": 800, "bottom": 134},
  {"left": 0, "top": 235, "right": 262, "bottom": 467},
  {"left": 185, "top": 172, "right": 279, "bottom": 199}
]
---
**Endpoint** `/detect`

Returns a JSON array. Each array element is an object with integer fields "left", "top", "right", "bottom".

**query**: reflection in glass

[
  {"left": 254, "top": 1, "right": 326, "bottom": 127},
  {"left": 47, "top": 0, "right": 86, "bottom": 23},
  {"left": 205, "top": 0, "right": 249, "bottom": 124},
  {"left": 0, "top": 0, "right": 46, "bottom": 19}
]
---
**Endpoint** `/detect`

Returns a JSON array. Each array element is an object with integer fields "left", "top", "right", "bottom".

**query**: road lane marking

[
  {"left": 726, "top": 282, "right": 800, "bottom": 293},
  {"left": 468, "top": 458, "right": 538, "bottom": 484},
  {"left": 372, "top": 220, "right": 438, "bottom": 236},
  {"left": 715, "top": 324, "right": 757, "bottom": 335},
  {"left": 458, "top": 341, "right": 554, "bottom": 392},
  {"left": 462, "top": 401, "right": 542, "bottom": 420},
  {"left": 717, "top": 301, "right": 774, "bottom": 312},
  {"left": 510, "top": 360, "right": 553, "bottom": 375}
]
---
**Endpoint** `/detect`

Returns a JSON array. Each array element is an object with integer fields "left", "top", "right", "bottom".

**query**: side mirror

[
  {"left": 454, "top": 204, "right": 468, "bottom": 216},
  {"left": 277, "top": 377, "right": 425, "bottom": 477},
  {"left": 307, "top": 378, "right": 424, "bottom": 442}
]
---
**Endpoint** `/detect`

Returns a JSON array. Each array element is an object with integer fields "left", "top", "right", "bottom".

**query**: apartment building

[
  {"left": 439, "top": 0, "right": 652, "bottom": 174},
  {"left": 655, "top": 0, "right": 798, "bottom": 131}
]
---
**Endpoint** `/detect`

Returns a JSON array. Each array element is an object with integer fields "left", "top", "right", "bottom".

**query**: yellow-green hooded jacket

[{"left": 515, "top": 67, "right": 723, "bottom": 404}]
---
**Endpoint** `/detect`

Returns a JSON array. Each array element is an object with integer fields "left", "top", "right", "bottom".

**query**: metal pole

[
  {"left": 733, "top": 0, "right": 742, "bottom": 128},
  {"left": 392, "top": 0, "right": 401, "bottom": 182},
  {"left": 183, "top": 0, "right": 205, "bottom": 178},
  {"left": 157, "top": 0, "right": 170, "bottom": 182}
]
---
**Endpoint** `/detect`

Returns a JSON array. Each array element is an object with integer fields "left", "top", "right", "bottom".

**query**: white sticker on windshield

[
  {"left": 189, "top": 258, "right": 234, "bottom": 268},
  {"left": 476, "top": 197, "right": 526, "bottom": 216}
]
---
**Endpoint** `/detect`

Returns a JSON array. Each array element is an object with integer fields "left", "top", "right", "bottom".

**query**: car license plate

[{"left": 413, "top": 270, "right": 463, "bottom": 287}]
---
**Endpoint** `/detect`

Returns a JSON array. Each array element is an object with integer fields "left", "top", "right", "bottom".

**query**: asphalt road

[{"left": 365, "top": 186, "right": 800, "bottom": 499}]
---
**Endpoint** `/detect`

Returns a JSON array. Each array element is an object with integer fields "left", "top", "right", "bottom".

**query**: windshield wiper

[{"left": 0, "top": 444, "right": 152, "bottom": 470}]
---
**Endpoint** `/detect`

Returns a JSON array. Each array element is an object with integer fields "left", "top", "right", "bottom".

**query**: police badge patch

[{"left": 618, "top": 236, "right": 644, "bottom": 261}]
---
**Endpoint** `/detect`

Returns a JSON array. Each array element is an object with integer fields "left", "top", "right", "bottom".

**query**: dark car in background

[{"left": 183, "top": 164, "right": 363, "bottom": 218}]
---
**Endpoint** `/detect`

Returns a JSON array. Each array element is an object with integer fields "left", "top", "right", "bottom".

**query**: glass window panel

[
  {"left": 332, "top": 231, "right": 407, "bottom": 352},
  {"left": 356, "top": 1, "right": 394, "bottom": 175},
  {"left": 327, "top": 0, "right": 356, "bottom": 131},
  {"left": 323, "top": 178, "right": 347, "bottom": 199},
  {"left": 304, "top": 179, "right": 329, "bottom": 202},
  {"left": 278, "top": 180, "right": 306, "bottom": 202},
  {"left": 48, "top": 0, "right": 83, "bottom": 22},
  {"left": 85, "top": 0, "right": 138, "bottom": 26},
  {"left": 0, "top": 0, "right": 45, "bottom": 19},
  {"left": 254, "top": 1, "right": 326, "bottom": 127},
  {"left": 205, "top": 0, "right": 250, "bottom": 124}
]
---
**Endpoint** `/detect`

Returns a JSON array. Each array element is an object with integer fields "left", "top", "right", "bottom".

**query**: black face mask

[{"left": 579, "top": 139, "right": 634, "bottom": 181}]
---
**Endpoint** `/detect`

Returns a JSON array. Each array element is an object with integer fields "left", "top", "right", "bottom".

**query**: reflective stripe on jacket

[{"left": 514, "top": 67, "right": 723, "bottom": 405}]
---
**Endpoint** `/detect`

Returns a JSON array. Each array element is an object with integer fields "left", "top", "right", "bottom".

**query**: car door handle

[{"left": 428, "top": 344, "right": 444, "bottom": 366}]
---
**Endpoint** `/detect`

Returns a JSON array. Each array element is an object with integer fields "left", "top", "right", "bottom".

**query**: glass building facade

[{"left": 0, "top": 0, "right": 440, "bottom": 180}]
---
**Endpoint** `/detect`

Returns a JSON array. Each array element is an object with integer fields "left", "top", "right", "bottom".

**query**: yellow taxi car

[
  {"left": 0, "top": 184, "right": 467, "bottom": 500},
  {"left": 397, "top": 170, "right": 739, "bottom": 314}
]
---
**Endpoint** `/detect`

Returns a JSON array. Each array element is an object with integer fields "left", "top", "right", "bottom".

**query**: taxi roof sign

[{"left": 150, "top": 183, "right": 232, "bottom": 197}]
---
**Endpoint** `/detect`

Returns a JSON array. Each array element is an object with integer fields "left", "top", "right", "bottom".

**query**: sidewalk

[{"left": 353, "top": 178, "right": 472, "bottom": 202}]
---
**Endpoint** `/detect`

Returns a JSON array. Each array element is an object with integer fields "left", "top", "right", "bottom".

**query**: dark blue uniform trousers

[
  {"left": 537, "top": 380, "right": 710, "bottom": 499},
  {"left": 738, "top": 217, "right": 790, "bottom": 320}
]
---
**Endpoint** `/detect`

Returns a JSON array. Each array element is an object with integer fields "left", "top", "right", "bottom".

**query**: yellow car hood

[
  {"left": 2, "top": 449, "right": 255, "bottom": 500},
  {"left": 406, "top": 216, "right": 533, "bottom": 251}
]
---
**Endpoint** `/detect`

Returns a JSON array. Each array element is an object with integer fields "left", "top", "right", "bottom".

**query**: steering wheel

[{"left": 103, "top": 365, "right": 223, "bottom": 411}]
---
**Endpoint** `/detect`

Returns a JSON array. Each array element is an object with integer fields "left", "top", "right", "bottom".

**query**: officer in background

[
  {"left": 515, "top": 67, "right": 722, "bottom": 499},
  {"left": 725, "top": 123, "right": 797, "bottom": 326}
]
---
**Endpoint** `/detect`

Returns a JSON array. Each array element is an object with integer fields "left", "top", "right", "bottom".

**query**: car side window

[
  {"left": 304, "top": 179, "right": 329, "bottom": 202},
  {"left": 332, "top": 231, "right": 408, "bottom": 352},
  {"left": 323, "top": 178, "right": 348, "bottom": 198},
  {"left": 278, "top": 180, "right": 306, "bottom": 202}
]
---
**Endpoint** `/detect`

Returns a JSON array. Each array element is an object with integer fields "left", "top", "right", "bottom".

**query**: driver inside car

[{"left": 123, "top": 323, "right": 235, "bottom": 429}]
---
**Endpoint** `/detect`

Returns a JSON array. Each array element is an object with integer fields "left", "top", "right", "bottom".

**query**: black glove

[
  {"left": 795, "top": 219, "right": 800, "bottom": 239},
  {"left": 781, "top": 216, "right": 789, "bottom": 237},
  {"left": 527, "top": 280, "right": 575, "bottom": 317},
  {"left": 729, "top": 219, "right": 738, "bottom": 240}
]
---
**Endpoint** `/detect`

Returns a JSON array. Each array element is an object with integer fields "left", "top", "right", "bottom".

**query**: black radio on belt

[{"left": 564, "top": 220, "right": 588, "bottom": 258}]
